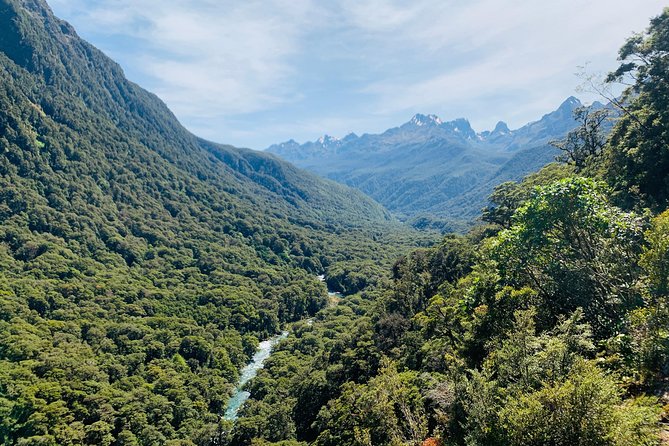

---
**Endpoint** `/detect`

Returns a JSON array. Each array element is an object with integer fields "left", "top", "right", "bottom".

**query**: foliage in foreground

[
  {"left": 238, "top": 176, "right": 664, "bottom": 445},
  {"left": 3, "top": 1, "right": 669, "bottom": 446},
  {"left": 233, "top": 9, "right": 669, "bottom": 445}
]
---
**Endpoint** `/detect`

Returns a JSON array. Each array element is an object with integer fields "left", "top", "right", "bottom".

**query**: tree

[
  {"left": 500, "top": 361, "right": 659, "bottom": 446},
  {"left": 551, "top": 106, "right": 610, "bottom": 171},
  {"left": 490, "top": 177, "right": 645, "bottom": 337},
  {"left": 481, "top": 163, "right": 574, "bottom": 228},
  {"left": 314, "top": 360, "right": 427, "bottom": 446},
  {"left": 604, "top": 7, "right": 669, "bottom": 210},
  {"left": 627, "top": 209, "right": 669, "bottom": 382},
  {"left": 463, "top": 311, "right": 658, "bottom": 446}
]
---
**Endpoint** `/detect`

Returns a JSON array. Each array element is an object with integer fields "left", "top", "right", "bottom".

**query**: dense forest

[
  {"left": 1, "top": 0, "right": 669, "bottom": 445},
  {"left": 0, "top": 0, "right": 434, "bottom": 444},
  {"left": 228, "top": 8, "right": 669, "bottom": 446}
]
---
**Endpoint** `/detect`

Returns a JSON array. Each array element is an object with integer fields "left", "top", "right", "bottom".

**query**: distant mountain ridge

[{"left": 267, "top": 97, "right": 605, "bottom": 229}]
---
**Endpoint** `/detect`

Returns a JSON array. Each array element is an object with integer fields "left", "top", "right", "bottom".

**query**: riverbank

[
  {"left": 223, "top": 331, "right": 289, "bottom": 421},
  {"left": 223, "top": 278, "right": 341, "bottom": 421}
]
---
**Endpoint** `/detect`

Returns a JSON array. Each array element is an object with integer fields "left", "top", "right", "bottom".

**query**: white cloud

[
  {"left": 338, "top": 0, "right": 666, "bottom": 129},
  {"left": 50, "top": 0, "right": 318, "bottom": 116},
  {"left": 47, "top": 0, "right": 667, "bottom": 147}
]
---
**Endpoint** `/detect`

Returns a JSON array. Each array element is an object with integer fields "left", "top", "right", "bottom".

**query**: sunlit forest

[{"left": 1, "top": 0, "right": 669, "bottom": 445}]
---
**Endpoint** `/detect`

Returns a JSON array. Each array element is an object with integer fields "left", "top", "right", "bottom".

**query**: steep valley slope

[{"left": 0, "top": 0, "right": 433, "bottom": 443}]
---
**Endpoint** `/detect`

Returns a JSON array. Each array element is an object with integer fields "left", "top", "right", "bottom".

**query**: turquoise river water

[
  {"left": 223, "top": 278, "right": 341, "bottom": 421},
  {"left": 223, "top": 330, "right": 289, "bottom": 421}
]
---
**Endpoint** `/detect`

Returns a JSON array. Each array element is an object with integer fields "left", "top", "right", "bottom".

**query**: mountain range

[
  {"left": 267, "top": 97, "right": 603, "bottom": 230},
  {"left": 1, "top": 0, "right": 664, "bottom": 444}
]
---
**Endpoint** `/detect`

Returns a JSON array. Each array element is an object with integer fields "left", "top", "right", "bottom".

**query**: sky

[{"left": 48, "top": 0, "right": 667, "bottom": 150}]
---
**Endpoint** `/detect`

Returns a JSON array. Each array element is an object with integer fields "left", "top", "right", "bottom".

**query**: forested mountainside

[
  {"left": 3, "top": 0, "right": 669, "bottom": 445},
  {"left": 267, "top": 98, "right": 611, "bottom": 231},
  {"left": 234, "top": 8, "right": 669, "bottom": 446},
  {"left": 0, "top": 0, "right": 436, "bottom": 443}
]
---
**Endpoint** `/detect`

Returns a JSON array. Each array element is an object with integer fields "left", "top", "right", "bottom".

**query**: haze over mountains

[
  {"left": 268, "top": 97, "right": 603, "bottom": 229},
  {"left": 3, "top": 0, "right": 669, "bottom": 444}
]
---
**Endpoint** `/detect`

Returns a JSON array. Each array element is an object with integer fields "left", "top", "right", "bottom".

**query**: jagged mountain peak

[
  {"left": 558, "top": 96, "right": 582, "bottom": 111},
  {"left": 547, "top": 96, "right": 584, "bottom": 122},
  {"left": 269, "top": 139, "right": 300, "bottom": 149},
  {"left": 440, "top": 117, "right": 476, "bottom": 139},
  {"left": 409, "top": 113, "right": 443, "bottom": 127},
  {"left": 317, "top": 134, "right": 340, "bottom": 145},
  {"left": 267, "top": 96, "right": 595, "bottom": 222},
  {"left": 447, "top": 117, "right": 473, "bottom": 127},
  {"left": 479, "top": 120, "right": 513, "bottom": 141},
  {"left": 492, "top": 121, "right": 511, "bottom": 134}
]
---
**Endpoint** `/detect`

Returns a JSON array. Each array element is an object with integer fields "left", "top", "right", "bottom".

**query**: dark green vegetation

[
  {"left": 0, "top": 0, "right": 436, "bottom": 444},
  {"left": 2, "top": 0, "right": 669, "bottom": 444},
  {"left": 267, "top": 98, "right": 610, "bottom": 231},
  {"left": 233, "top": 9, "right": 669, "bottom": 446}
]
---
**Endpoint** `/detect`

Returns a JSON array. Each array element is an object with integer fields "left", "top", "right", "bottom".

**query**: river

[
  {"left": 223, "top": 330, "right": 289, "bottom": 421},
  {"left": 223, "top": 278, "right": 341, "bottom": 421}
]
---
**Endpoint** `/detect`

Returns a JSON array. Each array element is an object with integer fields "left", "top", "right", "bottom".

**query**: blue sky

[{"left": 48, "top": 0, "right": 666, "bottom": 150}]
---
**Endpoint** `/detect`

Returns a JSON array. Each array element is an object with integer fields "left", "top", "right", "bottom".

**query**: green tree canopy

[{"left": 604, "top": 7, "right": 669, "bottom": 210}]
